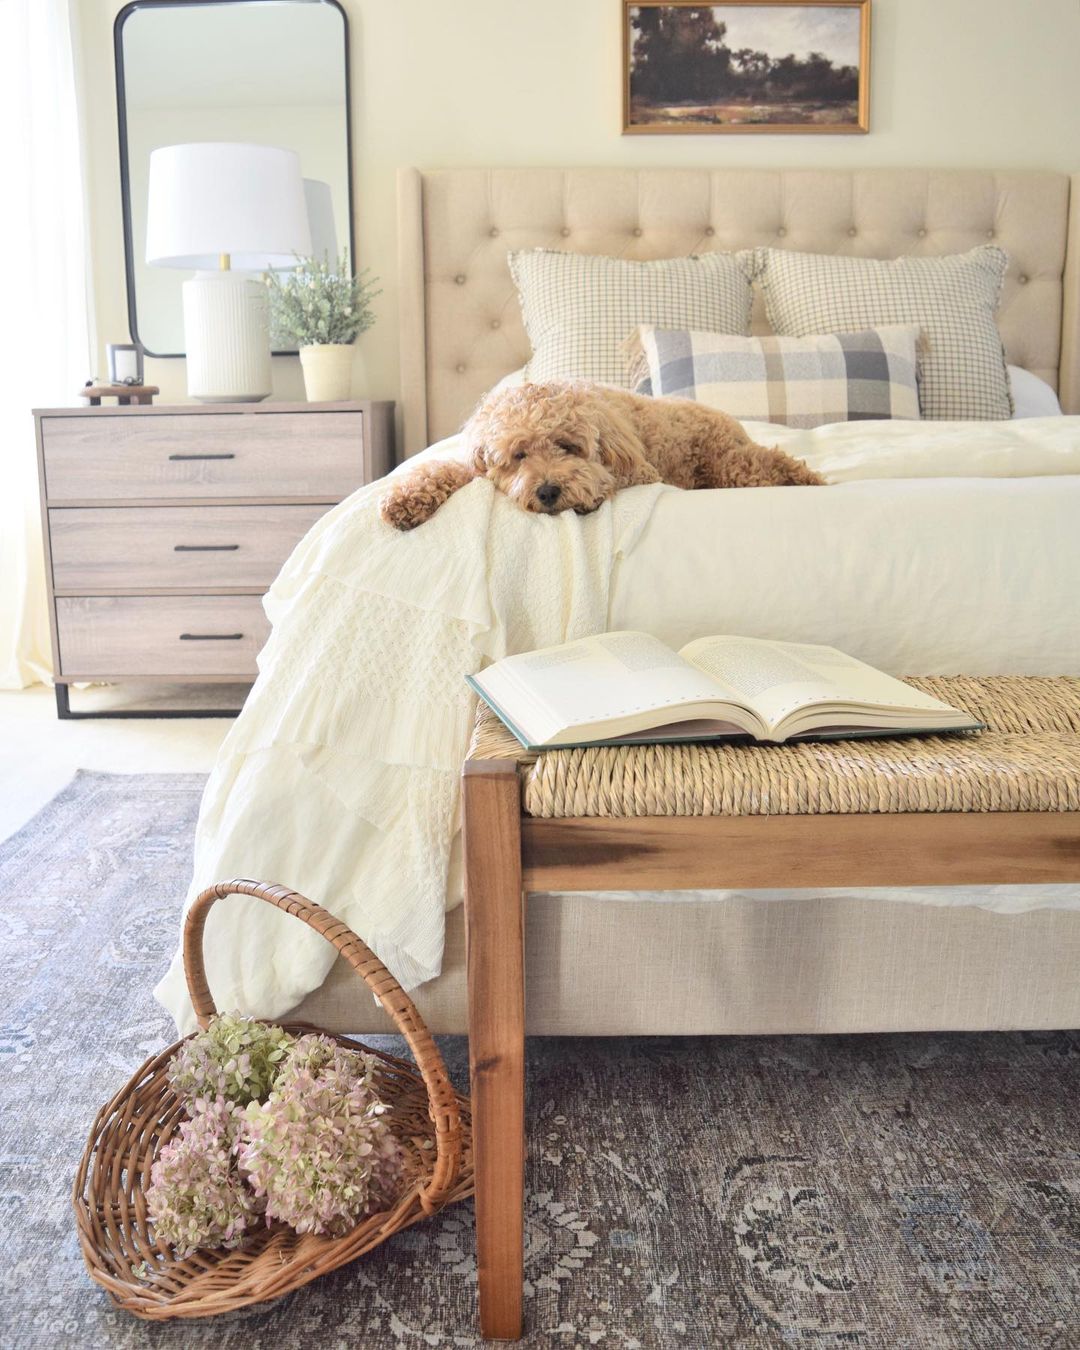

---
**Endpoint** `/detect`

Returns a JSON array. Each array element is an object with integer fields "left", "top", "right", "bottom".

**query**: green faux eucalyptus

[{"left": 267, "top": 251, "right": 380, "bottom": 347}]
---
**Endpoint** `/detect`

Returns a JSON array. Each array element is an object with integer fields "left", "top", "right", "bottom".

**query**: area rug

[{"left": 2, "top": 772, "right": 1078, "bottom": 1349}]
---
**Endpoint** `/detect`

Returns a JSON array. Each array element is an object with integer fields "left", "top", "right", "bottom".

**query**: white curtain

[{"left": 0, "top": 0, "right": 92, "bottom": 687}]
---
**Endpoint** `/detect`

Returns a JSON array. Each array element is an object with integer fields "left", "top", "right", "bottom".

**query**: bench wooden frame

[{"left": 461, "top": 756, "right": 1080, "bottom": 1340}]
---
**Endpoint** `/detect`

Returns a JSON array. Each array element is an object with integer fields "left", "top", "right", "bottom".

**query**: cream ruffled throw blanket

[{"left": 155, "top": 464, "right": 667, "bottom": 1032}]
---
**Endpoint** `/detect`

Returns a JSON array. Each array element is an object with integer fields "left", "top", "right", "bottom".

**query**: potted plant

[{"left": 267, "top": 252, "right": 380, "bottom": 402}]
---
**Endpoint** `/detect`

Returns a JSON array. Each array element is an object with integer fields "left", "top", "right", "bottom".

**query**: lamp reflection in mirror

[
  {"left": 145, "top": 142, "right": 311, "bottom": 401},
  {"left": 303, "top": 179, "right": 339, "bottom": 266}
]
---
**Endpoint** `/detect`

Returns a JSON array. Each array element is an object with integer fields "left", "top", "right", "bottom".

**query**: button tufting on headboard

[{"left": 398, "top": 167, "right": 1077, "bottom": 455}]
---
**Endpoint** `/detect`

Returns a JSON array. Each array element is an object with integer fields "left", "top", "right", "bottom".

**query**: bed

[{"left": 157, "top": 167, "right": 1080, "bottom": 1036}]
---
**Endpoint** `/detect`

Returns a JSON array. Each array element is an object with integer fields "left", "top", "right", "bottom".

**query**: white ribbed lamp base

[{"left": 182, "top": 271, "right": 272, "bottom": 403}]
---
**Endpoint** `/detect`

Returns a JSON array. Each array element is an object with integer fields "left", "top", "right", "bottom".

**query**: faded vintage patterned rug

[{"left": 2, "top": 771, "right": 1078, "bottom": 1349}]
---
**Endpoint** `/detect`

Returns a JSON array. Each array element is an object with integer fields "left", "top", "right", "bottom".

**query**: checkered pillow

[
  {"left": 508, "top": 249, "right": 754, "bottom": 388},
  {"left": 751, "top": 245, "right": 1012, "bottom": 420},
  {"left": 625, "top": 324, "right": 922, "bottom": 428}
]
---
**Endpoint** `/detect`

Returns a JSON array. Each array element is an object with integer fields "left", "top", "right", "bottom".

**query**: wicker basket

[{"left": 72, "top": 879, "right": 473, "bottom": 1320}]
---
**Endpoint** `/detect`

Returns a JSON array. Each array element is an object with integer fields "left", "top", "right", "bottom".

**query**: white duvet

[{"left": 156, "top": 417, "right": 1080, "bottom": 1032}]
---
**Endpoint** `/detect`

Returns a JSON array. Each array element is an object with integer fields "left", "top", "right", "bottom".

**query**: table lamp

[
  {"left": 303, "top": 179, "right": 339, "bottom": 265},
  {"left": 146, "top": 143, "right": 311, "bottom": 401}
]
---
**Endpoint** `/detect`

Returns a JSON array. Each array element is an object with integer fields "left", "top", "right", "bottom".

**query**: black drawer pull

[
  {"left": 168, "top": 452, "right": 236, "bottom": 461},
  {"left": 179, "top": 632, "right": 244, "bottom": 641},
  {"left": 174, "top": 544, "right": 240, "bottom": 552}
]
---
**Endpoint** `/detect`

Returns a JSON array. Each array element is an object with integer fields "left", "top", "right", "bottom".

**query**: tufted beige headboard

[{"left": 398, "top": 167, "right": 1080, "bottom": 455}]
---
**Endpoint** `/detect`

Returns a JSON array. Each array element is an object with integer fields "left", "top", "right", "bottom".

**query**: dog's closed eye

[
  {"left": 512, "top": 450, "right": 527, "bottom": 461},
  {"left": 556, "top": 439, "right": 583, "bottom": 456}
]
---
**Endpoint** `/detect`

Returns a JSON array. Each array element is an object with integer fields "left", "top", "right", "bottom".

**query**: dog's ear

[
  {"left": 379, "top": 459, "right": 480, "bottom": 531},
  {"left": 591, "top": 398, "right": 656, "bottom": 487}
]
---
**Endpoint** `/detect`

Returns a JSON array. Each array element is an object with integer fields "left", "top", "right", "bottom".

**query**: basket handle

[{"left": 183, "top": 878, "right": 462, "bottom": 1212}]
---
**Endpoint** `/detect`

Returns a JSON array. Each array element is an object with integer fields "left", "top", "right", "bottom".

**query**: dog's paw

[
  {"left": 789, "top": 460, "right": 826, "bottom": 486},
  {"left": 379, "top": 486, "right": 426, "bottom": 531},
  {"left": 379, "top": 460, "right": 479, "bottom": 530}
]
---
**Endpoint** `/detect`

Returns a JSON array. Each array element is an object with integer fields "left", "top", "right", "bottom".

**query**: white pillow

[
  {"left": 488, "top": 367, "right": 526, "bottom": 396},
  {"left": 1008, "top": 365, "right": 1062, "bottom": 418}
]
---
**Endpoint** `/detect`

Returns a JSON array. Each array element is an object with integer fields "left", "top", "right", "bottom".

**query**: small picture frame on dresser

[
  {"left": 106, "top": 342, "right": 144, "bottom": 385},
  {"left": 33, "top": 399, "right": 395, "bottom": 718}
]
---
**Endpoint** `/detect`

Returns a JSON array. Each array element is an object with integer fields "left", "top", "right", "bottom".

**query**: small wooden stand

[{"left": 80, "top": 383, "right": 159, "bottom": 407}]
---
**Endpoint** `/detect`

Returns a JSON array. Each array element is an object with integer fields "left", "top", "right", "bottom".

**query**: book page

[
  {"left": 679, "top": 636, "right": 958, "bottom": 731},
  {"left": 488, "top": 631, "right": 735, "bottom": 736}
]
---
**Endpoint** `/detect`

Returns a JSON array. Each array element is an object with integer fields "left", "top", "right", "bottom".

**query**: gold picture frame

[{"left": 623, "top": 0, "right": 871, "bottom": 135}]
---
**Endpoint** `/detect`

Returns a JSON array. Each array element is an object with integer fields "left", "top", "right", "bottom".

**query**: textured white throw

[{"left": 155, "top": 463, "right": 667, "bottom": 1032}]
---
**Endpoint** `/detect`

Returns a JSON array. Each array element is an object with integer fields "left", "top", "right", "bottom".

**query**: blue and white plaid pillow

[{"left": 626, "top": 324, "right": 922, "bottom": 428}]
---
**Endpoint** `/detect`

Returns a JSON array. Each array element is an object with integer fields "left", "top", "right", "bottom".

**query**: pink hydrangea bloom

[
  {"left": 239, "top": 1036, "right": 408, "bottom": 1236},
  {"left": 146, "top": 1097, "right": 261, "bottom": 1256}
]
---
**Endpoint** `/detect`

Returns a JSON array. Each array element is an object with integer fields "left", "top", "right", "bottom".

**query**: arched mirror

[{"left": 115, "top": 0, "right": 353, "bottom": 357}]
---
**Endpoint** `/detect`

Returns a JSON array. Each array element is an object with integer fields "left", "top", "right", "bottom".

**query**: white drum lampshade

[
  {"left": 302, "top": 179, "right": 339, "bottom": 266},
  {"left": 146, "top": 143, "right": 311, "bottom": 401}
]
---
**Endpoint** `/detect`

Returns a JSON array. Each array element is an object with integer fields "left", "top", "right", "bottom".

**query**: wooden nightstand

[{"left": 33, "top": 400, "right": 394, "bottom": 718}]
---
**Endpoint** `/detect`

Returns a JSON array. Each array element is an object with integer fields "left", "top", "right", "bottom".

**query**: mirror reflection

[{"left": 117, "top": 0, "right": 352, "bottom": 357}]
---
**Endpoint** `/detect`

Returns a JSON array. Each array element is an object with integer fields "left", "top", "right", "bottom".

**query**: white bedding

[
  {"left": 156, "top": 416, "right": 1080, "bottom": 1032},
  {"left": 619, "top": 418, "right": 1080, "bottom": 672}
]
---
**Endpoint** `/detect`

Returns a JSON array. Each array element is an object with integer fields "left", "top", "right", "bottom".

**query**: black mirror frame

[{"left": 113, "top": 0, "right": 355, "bottom": 359}]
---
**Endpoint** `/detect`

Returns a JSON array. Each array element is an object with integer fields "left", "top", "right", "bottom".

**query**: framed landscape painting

[{"left": 623, "top": 1, "right": 870, "bottom": 134}]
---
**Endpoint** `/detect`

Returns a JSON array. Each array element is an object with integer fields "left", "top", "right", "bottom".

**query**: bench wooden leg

[
  {"left": 461, "top": 761, "right": 526, "bottom": 1339},
  {"left": 462, "top": 759, "right": 525, "bottom": 1341}
]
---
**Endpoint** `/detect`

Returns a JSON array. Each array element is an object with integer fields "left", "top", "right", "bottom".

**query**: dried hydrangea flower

[
  {"left": 239, "top": 1055, "right": 407, "bottom": 1237},
  {"left": 146, "top": 1097, "right": 260, "bottom": 1256},
  {"left": 167, "top": 1013, "right": 295, "bottom": 1108},
  {"left": 274, "top": 1033, "right": 378, "bottom": 1092}
]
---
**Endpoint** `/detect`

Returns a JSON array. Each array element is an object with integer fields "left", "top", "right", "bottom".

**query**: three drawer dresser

[{"left": 33, "top": 400, "right": 393, "bottom": 717}]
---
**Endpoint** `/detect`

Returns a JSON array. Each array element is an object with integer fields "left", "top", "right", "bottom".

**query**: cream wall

[{"left": 79, "top": 0, "right": 1080, "bottom": 439}]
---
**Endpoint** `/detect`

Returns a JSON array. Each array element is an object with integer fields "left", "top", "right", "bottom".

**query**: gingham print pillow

[
  {"left": 508, "top": 248, "right": 754, "bottom": 388},
  {"left": 625, "top": 324, "right": 922, "bottom": 428},
  {"left": 750, "top": 244, "right": 1012, "bottom": 420}
]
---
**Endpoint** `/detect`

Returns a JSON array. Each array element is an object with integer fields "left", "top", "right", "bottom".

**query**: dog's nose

[{"left": 537, "top": 482, "right": 562, "bottom": 508}]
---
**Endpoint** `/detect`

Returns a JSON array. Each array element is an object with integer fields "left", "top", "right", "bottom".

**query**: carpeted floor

[{"left": 2, "top": 771, "right": 1079, "bottom": 1349}]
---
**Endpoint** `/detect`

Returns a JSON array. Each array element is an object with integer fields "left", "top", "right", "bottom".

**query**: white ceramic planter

[{"left": 299, "top": 343, "right": 353, "bottom": 402}]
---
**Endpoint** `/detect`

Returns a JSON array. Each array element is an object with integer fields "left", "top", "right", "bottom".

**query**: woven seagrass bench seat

[
  {"left": 467, "top": 676, "right": 1080, "bottom": 819},
  {"left": 461, "top": 674, "right": 1080, "bottom": 1339}
]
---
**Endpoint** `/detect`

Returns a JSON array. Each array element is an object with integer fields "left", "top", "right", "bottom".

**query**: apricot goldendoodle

[{"left": 380, "top": 380, "right": 823, "bottom": 530}]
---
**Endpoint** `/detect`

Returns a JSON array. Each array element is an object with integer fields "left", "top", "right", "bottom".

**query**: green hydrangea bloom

[{"left": 167, "top": 1013, "right": 295, "bottom": 1108}]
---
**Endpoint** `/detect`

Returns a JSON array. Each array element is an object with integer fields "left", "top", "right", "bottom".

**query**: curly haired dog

[{"left": 380, "top": 380, "right": 823, "bottom": 530}]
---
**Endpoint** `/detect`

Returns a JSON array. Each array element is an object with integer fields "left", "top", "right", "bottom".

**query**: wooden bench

[{"left": 460, "top": 677, "right": 1080, "bottom": 1339}]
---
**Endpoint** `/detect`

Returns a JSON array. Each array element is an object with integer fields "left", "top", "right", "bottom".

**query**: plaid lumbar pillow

[
  {"left": 508, "top": 248, "right": 754, "bottom": 389},
  {"left": 750, "top": 244, "right": 1011, "bottom": 420},
  {"left": 625, "top": 324, "right": 922, "bottom": 428}
]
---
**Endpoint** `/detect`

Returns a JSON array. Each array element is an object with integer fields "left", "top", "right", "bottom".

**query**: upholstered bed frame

[
  {"left": 292, "top": 166, "right": 1080, "bottom": 1036},
  {"left": 398, "top": 166, "right": 1080, "bottom": 455}
]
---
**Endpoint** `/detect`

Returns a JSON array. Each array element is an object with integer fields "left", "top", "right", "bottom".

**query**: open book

[{"left": 467, "top": 632, "right": 983, "bottom": 749}]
